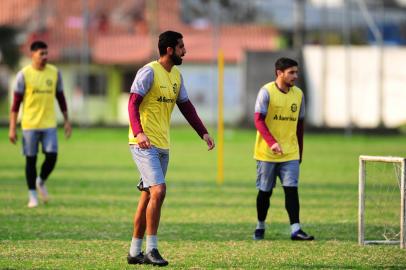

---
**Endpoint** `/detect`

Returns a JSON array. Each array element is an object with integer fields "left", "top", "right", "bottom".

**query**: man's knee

[
  {"left": 150, "top": 184, "right": 166, "bottom": 201},
  {"left": 26, "top": 155, "right": 37, "bottom": 166},
  {"left": 258, "top": 189, "right": 273, "bottom": 200},
  {"left": 44, "top": 152, "right": 57, "bottom": 163}
]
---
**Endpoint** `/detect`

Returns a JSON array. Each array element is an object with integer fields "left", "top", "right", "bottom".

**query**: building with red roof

[{"left": 1, "top": 0, "right": 280, "bottom": 124}]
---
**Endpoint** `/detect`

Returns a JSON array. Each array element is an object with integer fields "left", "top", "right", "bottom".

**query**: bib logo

[
  {"left": 46, "top": 79, "right": 53, "bottom": 87},
  {"left": 157, "top": 96, "right": 175, "bottom": 103},
  {"left": 273, "top": 114, "right": 297, "bottom": 121},
  {"left": 33, "top": 88, "right": 52, "bottom": 94},
  {"left": 172, "top": 83, "right": 177, "bottom": 94},
  {"left": 291, "top": 103, "right": 297, "bottom": 112}
]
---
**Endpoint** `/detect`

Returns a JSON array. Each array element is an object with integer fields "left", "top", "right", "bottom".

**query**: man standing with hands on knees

[
  {"left": 127, "top": 30, "right": 215, "bottom": 266},
  {"left": 252, "top": 57, "right": 314, "bottom": 241}
]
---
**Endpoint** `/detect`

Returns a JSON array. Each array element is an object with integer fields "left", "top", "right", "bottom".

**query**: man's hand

[
  {"left": 9, "top": 128, "right": 17, "bottom": 144},
  {"left": 136, "top": 132, "right": 151, "bottom": 149},
  {"left": 64, "top": 121, "right": 72, "bottom": 139},
  {"left": 9, "top": 111, "right": 18, "bottom": 144},
  {"left": 270, "top": 142, "right": 283, "bottom": 155},
  {"left": 203, "top": 134, "right": 215, "bottom": 151}
]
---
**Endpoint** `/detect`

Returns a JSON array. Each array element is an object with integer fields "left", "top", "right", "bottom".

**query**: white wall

[{"left": 304, "top": 45, "right": 406, "bottom": 128}]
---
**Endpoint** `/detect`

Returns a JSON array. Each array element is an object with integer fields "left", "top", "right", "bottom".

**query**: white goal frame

[{"left": 358, "top": 155, "right": 406, "bottom": 249}]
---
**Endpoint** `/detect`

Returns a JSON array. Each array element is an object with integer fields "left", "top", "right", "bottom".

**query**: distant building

[{"left": 1, "top": 0, "right": 280, "bottom": 125}]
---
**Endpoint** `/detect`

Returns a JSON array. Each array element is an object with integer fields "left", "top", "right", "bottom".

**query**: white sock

[
  {"left": 36, "top": 176, "right": 43, "bottom": 185},
  {"left": 146, "top": 235, "right": 158, "bottom": 253},
  {"left": 256, "top": 221, "right": 265, "bottom": 230},
  {"left": 291, "top": 223, "right": 301, "bottom": 234},
  {"left": 29, "top": 190, "right": 38, "bottom": 198},
  {"left": 129, "top": 237, "right": 143, "bottom": 257}
]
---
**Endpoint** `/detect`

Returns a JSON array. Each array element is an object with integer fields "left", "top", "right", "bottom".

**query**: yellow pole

[{"left": 217, "top": 49, "right": 224, "bottom": 185}]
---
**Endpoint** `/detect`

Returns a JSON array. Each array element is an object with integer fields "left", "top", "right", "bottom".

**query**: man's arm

[
  {"left": 296, "top": 119, "right": 304, "bottom": 163},
  {"left": 254, "top": 112, "right": 276, "bottom": 147},
  {"left": 8, "top": 93, "right": 22, "bottom": 144},
  {"left": 177, "top": 75, "right": 214, "bottom": 150},
  {"left": 56, "top": 71, "right": 71, "bottom": 138},
  {"left": 296, "top": 94, "right": 305, "bottom": 163},
  {"left": 9, "top": 72, "right": 25, "bottom": 144},
  {"left": 128, "top": 93, "right": 144, "bottom": 136},
  {"left": 128, "top": 93, "right": 150, "bottom": 149},
  {"left": 176, "top": 99, "right": 215, "bottom": 150},
  {"left": 254, "top": 88, "right": 282, "bottom": 154},
  {"left": 177, "top": 100, "right": 207, "bottom": 138},
  {"left": 128, "top": 66, "right": 154, "bottom": 149}
]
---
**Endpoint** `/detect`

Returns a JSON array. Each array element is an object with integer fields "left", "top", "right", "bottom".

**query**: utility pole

[
  {"left": 343, "top": 0, "right": 353, "bottom": 136},
  {"left": 81, "top": 0, "right": 90, "bottom": 124},
  {"left": 146, "top": 0, "right": 158, "bottom": 59},
  {"left": 293, "top": 0, "right": 306, "bottom": 50}
]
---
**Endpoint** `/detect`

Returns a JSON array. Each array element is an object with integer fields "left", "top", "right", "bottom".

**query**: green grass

[{"left": 1, "top": 127, "right": 406, "bottom": 269}]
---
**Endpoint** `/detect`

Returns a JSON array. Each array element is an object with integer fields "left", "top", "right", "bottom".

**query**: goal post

[{"left": 358, "top": 155, "right": 406, "bottom": 249}]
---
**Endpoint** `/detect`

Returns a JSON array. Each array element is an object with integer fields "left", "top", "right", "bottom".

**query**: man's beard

[
  {"left": 284, "top": 80, "right": 295, "bottom": 87},
  {"left": 171, "top": 54, "right": 183, "bottom": 65}
]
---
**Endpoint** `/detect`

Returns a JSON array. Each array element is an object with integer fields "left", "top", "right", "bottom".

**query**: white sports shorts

[
  {"left": 22, "top": 128, "right": 58, "bottom": 156},
  {"left": 256, "top": 160, "right": 300, "bottom": 192},
  {"left": 129, "top": 145, "right": 169, "bottom": 189}
]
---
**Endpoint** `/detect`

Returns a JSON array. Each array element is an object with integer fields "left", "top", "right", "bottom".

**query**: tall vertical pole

[
  {"left": 359, "top": 157, "right": 366, "bottom": 246},
  {"left": 344, "top": 0, "right": 352, "bottom": 136},
  {"left": 81, "top": 0, "right": 89, "bottom": 125},
  {"left": 355, "top": 0, "right": 384, "bottom": 127},
  {"left": 401, "top": 159, "right": 406, "bottom": 249},
  {"left": 146, "top": 0, "right": 158, "bottom": 58},
  {"left": 378, "top": 2, "right": 385, "bottom": 127},
  {"left": 320, "top": 0, "right": 327, "bottom": 127},
  {"left": 293, "top": 0, "right": 305, "bottom": 50},
  {"left": 217, "top": 50, "right": 224, "bottom": 186}
]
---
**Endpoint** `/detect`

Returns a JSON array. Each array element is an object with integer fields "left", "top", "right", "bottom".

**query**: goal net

[{"left": 358, "top": 155, "right": 406, "bottom": 249}]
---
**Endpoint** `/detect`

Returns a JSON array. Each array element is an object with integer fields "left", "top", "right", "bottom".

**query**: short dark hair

[
  {"left": 158, "top": 31, "right": 183, "bottom": 56},
  {"left": 30, "top": 41, "right": 48, "bottom": 52},
  {"left": 275, "top": 57, "right": 298, "bottom": 73}
]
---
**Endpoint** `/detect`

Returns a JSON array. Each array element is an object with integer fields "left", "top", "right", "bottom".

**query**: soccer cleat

[
  {"left": 127, "top": 252, "right": 144, "bottom": 264},
  {"left": 144, "top": 248, "right": 168, "bottom": 266},
  {"left": 253, "top": 228, "right": 265, "bottom": 240},
  {"left": 291, "top": 229, "right": 314, "bottom": 241},
  {"left": 36, "top": 176, "right": 49, "bottom": 203},
  {"left": 28, "top": 193, "right": 39, "bottom": 208}
]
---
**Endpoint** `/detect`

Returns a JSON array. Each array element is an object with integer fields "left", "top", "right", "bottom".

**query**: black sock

[
  {"left": 40, "top": 152, "right": 57, "bottom": 182},
  {"left": 256, "top": 190, "right": 273, "bottom": 222},
  {"left": 283, "top": 186, "right": 300, "bottom": 225},
  {"left": 25, "top": 156, "right": 37, "bottom": 190}
]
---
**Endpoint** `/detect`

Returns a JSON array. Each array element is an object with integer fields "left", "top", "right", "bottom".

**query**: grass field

[{"left": 1, "top": 127, "right": 406, "bottom": 269}]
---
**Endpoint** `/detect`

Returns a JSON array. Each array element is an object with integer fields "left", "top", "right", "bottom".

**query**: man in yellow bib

[
  {"left": 253, "top": 57, "right": 314, "bottom": 241},
  {"left": 127, "top": 31, "right": 215, "bottom": 266},
  {"left": 8, "top": 41, "right": 71, "bottom": 208}
]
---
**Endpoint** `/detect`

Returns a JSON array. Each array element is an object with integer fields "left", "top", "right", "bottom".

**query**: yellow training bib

[
  {"left": 254, "top": 82, "right": 303, "bottom": 162},
  {"left": 21, "top": 64, "right": 58, "bottom": 130},
  {"left": 129, "top": 61, "right": 181, "bottom": 149}
]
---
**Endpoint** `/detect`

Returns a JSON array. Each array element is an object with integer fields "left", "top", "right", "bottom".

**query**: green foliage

[{"left": 1, "top": 128, "right": 406, "bottom": 269}]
